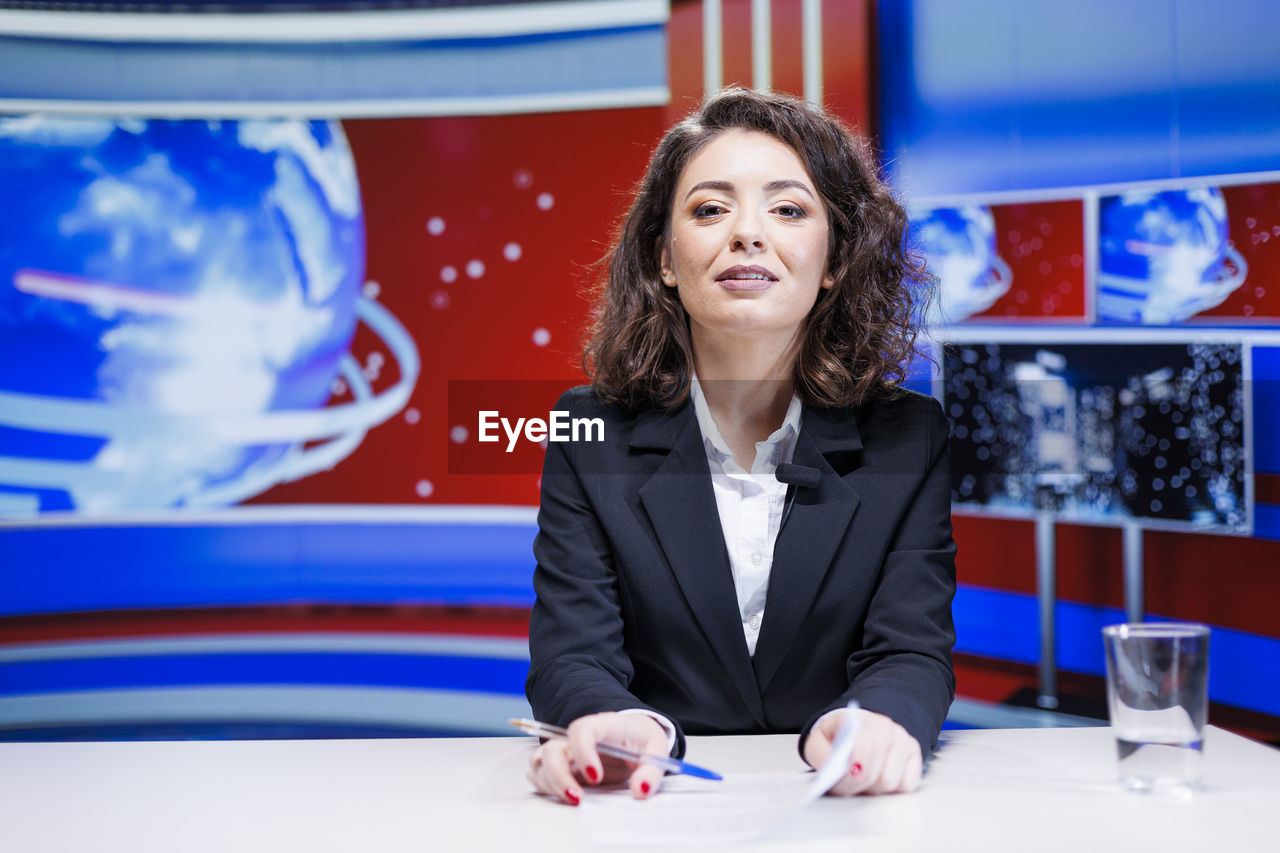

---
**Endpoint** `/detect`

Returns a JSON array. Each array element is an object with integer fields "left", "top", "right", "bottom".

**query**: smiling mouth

[{"left": 716, "top": 266, "right": 778, "bottom": 290}]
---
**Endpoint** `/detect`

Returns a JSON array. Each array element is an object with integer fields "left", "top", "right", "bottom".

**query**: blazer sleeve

[
  {"left": 800, "top": 396, "right": 957, "bottom": 760},
  {"left": 524, "top": 390, "right": 687, "bottom": 756}
]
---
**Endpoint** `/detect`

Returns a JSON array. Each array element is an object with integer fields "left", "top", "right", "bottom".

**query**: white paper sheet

[{"left": 581, "top": 702, "right": 862, "bottom": 848}]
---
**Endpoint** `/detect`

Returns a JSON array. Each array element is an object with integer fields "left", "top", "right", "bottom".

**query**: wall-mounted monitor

[{"left": 941, "top": 339, "right": 1249, "bottom": 533}]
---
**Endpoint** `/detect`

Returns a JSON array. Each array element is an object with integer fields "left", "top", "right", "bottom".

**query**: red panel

[
  {"left": 1143, "top": 530, "right": 1280, "bottom": 637},
  {"left": 821, "top": 0, "right": 871, "bottom": 132},
  {"left": 247, "top": 107, "right": 664, "bottom": 508},
  {"left": 721, "top": 0, "right": 756, "bottom": 91},
  {"left": 1256, "top": 474, "right": 1280, "bottom": 505},
  {"left": 955, "top": 517, "right": 1121, "bottom": 607},
  {"left": 668, "top": 0, "right": 706, "bottom": 122},
  {"left": 954, "top": 652, "right": 1044, "bottom": 704},
  {"left": 0, "top": 605, "right": 532, "bottom": 645},
  {"left": 769, "top": 0, "right": 805, "bottom": 100},
  {"left": 1055, "top": 523, "right": 1125, "bottom": 609},
  {"left": 954, "top": 515, "right": 1037, "bottom": 595},
  {"left": 1197, "top": 182, "right": 1280, "bottom": 320},
  {"left": 972, "top": 200, "right": 1088, "bottom": 321},
  {"left": 957, "top": 511, "right": 1280, "bottom": 637}
]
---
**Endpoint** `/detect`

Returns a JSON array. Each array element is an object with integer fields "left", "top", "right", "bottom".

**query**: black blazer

[{"left": 526, "top": 385, "right": 956, "bottom": 759}]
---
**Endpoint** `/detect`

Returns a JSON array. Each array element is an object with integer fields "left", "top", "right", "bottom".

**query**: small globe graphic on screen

[
  {"left": 1097, "top": 187, "right": 1247, "bottom": 324},
  {"left": 909, "top": 205, "right": 1011, "bottom": 325},
  {"left": 0, "top": 116, "right": 411, "bottom": 516}
]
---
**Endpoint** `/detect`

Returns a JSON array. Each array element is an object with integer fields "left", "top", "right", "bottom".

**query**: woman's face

[{"left": 661, "top": 128, "right": 832, "bottom": 346}]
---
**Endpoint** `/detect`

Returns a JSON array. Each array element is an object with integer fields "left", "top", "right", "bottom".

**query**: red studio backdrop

[
  {"left": 247, "top": 108, "right": 667, "bottom": 508},
  {"left": 250, "top": 1, "right": 876, "bottom": 510}
]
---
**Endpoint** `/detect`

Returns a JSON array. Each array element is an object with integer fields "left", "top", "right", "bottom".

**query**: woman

[{"left": 524, "top": 88, "right": 955, "bottom": 804}]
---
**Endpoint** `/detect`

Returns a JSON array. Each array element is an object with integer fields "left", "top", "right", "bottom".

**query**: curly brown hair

[{"left": 583, "top": 86, "right": 931, "bottom": 410}]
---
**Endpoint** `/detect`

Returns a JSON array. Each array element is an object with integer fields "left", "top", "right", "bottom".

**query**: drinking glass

[{"left": 1102, "top": 622, "right": 1210, "bottom": 795}]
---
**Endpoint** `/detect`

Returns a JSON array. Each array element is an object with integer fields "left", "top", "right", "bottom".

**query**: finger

[
  {"left": 537, "top": 740, "right": 582, "bottom": 806},
  {"left": 901, "top": 743, "right": 923, "bottom": 792},
  {"left": 639, "top": 719, "right": 671, "bottom": 756},
  {"left": 867, "top": 735, "right": 912, "bottom": 794},
  {"left": 823, "top": 773, "right": 863, "bottom": 797},
  {"left": 526, "top": 746, "right": 545, "bottom": 789},
  {"left": 807, "top": 712, "right": 869, "bottom": 796},
  {"left": 629, "top": 761, "right": 665, "bottom": 800},
  {"left": 609, "top": 713, "right": 668, "bottom": 755},
  {"left": 566, "top": 718, "right": 606, "bottom": 786},
  {"left": 801, "top": 715, "right": 839, "bottom": 769},
  {"left": 840, "top": 738, "right": 885, "bottom": 797}
]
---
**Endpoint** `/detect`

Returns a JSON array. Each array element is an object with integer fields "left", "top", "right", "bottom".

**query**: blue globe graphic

[
  {"left": 0, "top": 117, "right": 367, "bottom": 514},
  {"left": 1097, "top": 187, "right": 1246, "bottom": 324},
  {"left": 909, "top": 205, "right": 1011, "bottom": 324},
  {"left": 1101, "top": 188, "right": 1227, "bottom": 281}
]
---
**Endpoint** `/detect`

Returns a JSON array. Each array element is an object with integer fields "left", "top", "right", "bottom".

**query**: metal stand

[
  {"left": 1035, "top": 512, "right": 1058, "bottom": 710},
  {"left": 1122, "top": 523, "right": 1144, "bottom": 623}
]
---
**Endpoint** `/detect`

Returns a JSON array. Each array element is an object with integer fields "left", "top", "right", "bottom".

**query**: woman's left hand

[{"left": 802, "top": 709, "right": 923, "bottom": 795}]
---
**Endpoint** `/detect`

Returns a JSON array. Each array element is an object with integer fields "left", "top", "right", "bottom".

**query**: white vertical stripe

[
  {"left": 704, "top": 0, "right": 723, "bottom": 96},
  {"left": 802, "top": 0, "right": 823, "bottom": 105},
  {"left": 1242, "top": 338, "right": 1256, "bottom": 536},
  {"left": 1082, "top": 189, "right": 1100, "bottom": 324},
  {"left": 752, "top": 0, "right": 772, "bottom": 91}
]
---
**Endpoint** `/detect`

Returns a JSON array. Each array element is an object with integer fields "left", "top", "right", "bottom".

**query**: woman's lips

[
  {"left": 715, "top": 264, "right": 778, "bottom": 291},
  {"left": 717, "top": 278, "right": 776, "bottom": 291}
]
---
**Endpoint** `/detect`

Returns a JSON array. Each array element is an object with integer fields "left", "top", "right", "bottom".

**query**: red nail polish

[
  {"left": 564, "top": 789, "right": 579, "bottom": 806},
  {"left": 585, "top": 766, "right": 599, "bottom": 783},
  {"left": 851, "top": 763, "right": 864, "bottom": 777},
  {"left": 640, "top": 781, "right": 651, "bottom": 796}
]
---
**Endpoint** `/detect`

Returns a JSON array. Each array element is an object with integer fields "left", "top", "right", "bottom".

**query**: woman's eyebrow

[
  {"left": 764, "top": 179, "right": 816, "bottom": 199},
  {"left": 684, "top": 180, "right": 734, "bottom": 200},
  {"left": 684, "top": 178, "right": 816, "bottom": 201}
]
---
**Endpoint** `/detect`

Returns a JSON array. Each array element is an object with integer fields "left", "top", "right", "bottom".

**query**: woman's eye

[
  {"left": 694, "top": 203, "right": 726, "bottom": 217},
  {"left": 774, "top": 205, "right": 805, "bottom": 219}
]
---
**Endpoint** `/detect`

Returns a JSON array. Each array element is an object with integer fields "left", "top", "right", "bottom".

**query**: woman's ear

[
  {"left": 821, "top": 273, "right": 835, "bottom": 290},
  {"left": 658, "top": 240, "right": 676, "bottom": 287}
]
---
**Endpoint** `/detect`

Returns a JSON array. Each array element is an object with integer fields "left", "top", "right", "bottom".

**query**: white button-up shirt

[{"left": 689, "top": 378, "right": 802, "bottom": 656}]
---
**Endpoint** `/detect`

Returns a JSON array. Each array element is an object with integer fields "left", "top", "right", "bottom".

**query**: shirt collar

[{"left": 689, "top": 375, "right": 803, "bottom": 467}]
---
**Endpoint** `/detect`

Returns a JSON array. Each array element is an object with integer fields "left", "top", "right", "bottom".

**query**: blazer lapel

[
  {"left": 635, "top": 405, "right": 768, "bottom": 727},
  {"left": 752, "top": 405, "right": 863, "bottom": 693}
]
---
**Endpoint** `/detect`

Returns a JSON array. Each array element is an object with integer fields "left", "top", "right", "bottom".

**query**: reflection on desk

[{"left": 0, "top": 726, "right": 1276, "bottom": 852}]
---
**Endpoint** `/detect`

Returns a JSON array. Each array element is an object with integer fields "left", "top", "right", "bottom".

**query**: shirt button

[
  {"left": 750, "top": 552, "right": 762, "bottom": 565},
  {"left": 749, "top": 614, "right": 761, "bottom": 630}
]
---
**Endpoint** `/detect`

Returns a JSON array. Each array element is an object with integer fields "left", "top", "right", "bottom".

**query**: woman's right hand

[{"left": 525, "top": 712, "right": 670, "bottom": 805}]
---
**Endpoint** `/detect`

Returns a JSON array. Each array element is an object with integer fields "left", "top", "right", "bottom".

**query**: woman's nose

[{"left": 729, "top": 211, "right": 767, "bottom": 253}]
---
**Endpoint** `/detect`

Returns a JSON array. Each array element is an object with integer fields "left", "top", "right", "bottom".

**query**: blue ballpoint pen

[{"left": 509, "top": 718, "right": 723, "bottom": 781}]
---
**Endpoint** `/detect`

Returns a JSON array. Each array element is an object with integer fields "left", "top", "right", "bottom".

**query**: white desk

[{"left": 1, "top": 726, "right": 1276, "bottom": 852}]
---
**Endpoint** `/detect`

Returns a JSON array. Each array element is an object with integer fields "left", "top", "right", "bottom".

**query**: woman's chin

[{"left": 691, "top": 314, "right": 804, "bottom": 344}]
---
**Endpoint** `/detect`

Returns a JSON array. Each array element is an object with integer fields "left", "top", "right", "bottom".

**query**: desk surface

[{"left": 1, "top": 725, "right": 1277, "bottom": 852}]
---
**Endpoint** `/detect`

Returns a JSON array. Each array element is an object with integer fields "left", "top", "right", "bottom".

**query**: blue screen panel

[
  {"left": 879, "top": 0, "right": 1280, "bottom": 196},
  {"left": 0, "top": 521, "right": 539, "bottom": 617}
]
